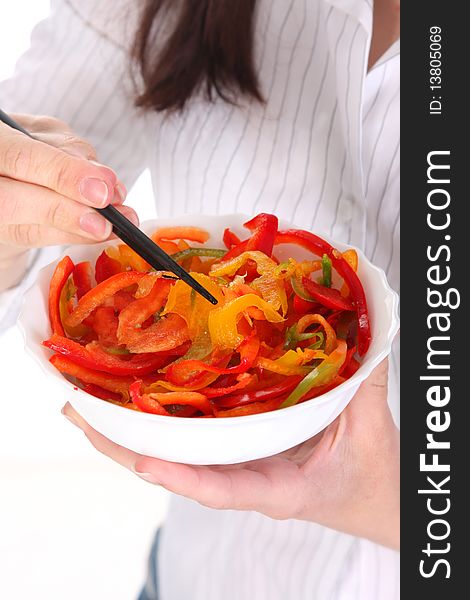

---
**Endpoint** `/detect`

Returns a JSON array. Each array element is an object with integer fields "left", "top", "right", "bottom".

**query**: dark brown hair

[{"left": 132, "top": 0, "right": 263, "bottom": 112}]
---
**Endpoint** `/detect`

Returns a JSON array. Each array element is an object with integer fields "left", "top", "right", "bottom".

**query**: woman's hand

[
  {"left": 0, "top": 113, "right": 138, "bottom": 288},
  {"left": 62, "top": 360, "right": 400, "bottom": 550}
]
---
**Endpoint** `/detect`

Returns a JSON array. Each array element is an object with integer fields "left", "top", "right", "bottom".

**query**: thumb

[{"left": 346, "top": 358, "right": 390, "bottom": 418}]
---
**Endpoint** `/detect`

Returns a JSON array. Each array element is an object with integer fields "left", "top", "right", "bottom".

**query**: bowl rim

[{"left": 17, "top": 213, "right": 400, "bottom": 425}]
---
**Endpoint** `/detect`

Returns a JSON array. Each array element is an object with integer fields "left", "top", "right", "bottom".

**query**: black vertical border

[{"left": 401, "top": 3, "right": 466, "bottom": 596}]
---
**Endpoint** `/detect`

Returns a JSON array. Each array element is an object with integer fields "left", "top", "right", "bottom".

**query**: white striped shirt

[{"left": 0, "top": 1, "right": 400, "bottom": 598}]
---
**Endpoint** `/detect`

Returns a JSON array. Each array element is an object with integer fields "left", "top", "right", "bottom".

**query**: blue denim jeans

[{"left": 137, "top": 529, "right": 161, "bottom": 600}]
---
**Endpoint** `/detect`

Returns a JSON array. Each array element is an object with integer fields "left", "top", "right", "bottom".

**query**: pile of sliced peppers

[{"left": 44, "top": 213, "right": 370, "bottom": 418}]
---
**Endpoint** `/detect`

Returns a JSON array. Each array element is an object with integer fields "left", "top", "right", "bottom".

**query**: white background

[{"left": 0, "top": 3, "right": 168, "bottom": 599}]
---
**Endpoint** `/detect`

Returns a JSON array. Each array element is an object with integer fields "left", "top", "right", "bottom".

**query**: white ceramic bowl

[{"left": 18, "top": 214, "right": 399, "bottom": 465}]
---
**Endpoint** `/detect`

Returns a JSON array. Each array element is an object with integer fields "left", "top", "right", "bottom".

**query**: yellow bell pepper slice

[
  {"left": 208, "top": 293, "right": 284, "bottom": 349},
  {"left": 163, "top": 272, "right": 225, "bottom": 340},
  {"left": 255, "top": 347, "right": 328, "bottom": 376},
  {"left": 210, "top": 251, "right": 288, "bottom": 314}
]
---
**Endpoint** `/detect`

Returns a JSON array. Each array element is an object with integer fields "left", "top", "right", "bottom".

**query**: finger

[
  {"left": 0, "top": 123, "right": 116, "bottom": 208},
  {"left": 0, "top": 206, "right": 139, "bottom": 247},
  {"left": 113, "top": 181, "right": 127, "bottom": 205},
  {"left": 134, "top": 455, "right": 273, "bottom": 512},
  {"left": 9, "top": 115, "right": 127, "bottom": 204},
  {"left": 10, "top": 114, "right": 96, "bottom": 161},
  {"left": 0, "top": 224, "right": 106, "bottom": 247},
  {"left": 0, "top": 177, "right": 139, "bottom": 243},
  {"left": 63, "top": 402, "right": 279, "bottom": 514},
  {"left": 0, "top": 206, "right": 137, "bottom": 247},
  {"left": 11, "top": 114, "right": 74, "bottom": 135},
  {"left": 34, "top": 131, "right": 98, "bottom": 161},
  {"left": 61, "top": 403, "right": 141, "bottom": 469}
]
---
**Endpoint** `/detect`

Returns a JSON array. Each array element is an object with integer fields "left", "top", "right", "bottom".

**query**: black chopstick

[{"left": 0, "top": 109, "right": 218, "bottom": 305}]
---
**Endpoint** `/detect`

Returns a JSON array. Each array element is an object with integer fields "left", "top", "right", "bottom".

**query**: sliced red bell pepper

[
  {"left": 275, "top": 230, "right": 371, "bottom": 355},
  {"left": 72, "top": 261, "right": 93, "bottom": 299},
  {"left": 117, "top": 278, "right": 171, "bottom": 332},
  {"left": 111, "top": 290, "right": 136, "bottom": 311},
  {"left": 124, "top": 313, "right": 189, "bottom": 354},
  {"left": 199, "top": 373, "right": 257, "bottom": 398},
  {"left": 299, "top": 374, "right": 346, "bottom": 403},
  {"left": 244, "top": 213, "right": 278, "bottom": 257},
  {"left": 117, "top": 279, "right": 189, "bottom": 353},
  {"left": 223, "top": 228, "right": 241, "bottom": 249},
  {"left": 301, "top": 277, "right": 355, "bottom": 311},
  {"left": 89, "top": 306, "right": 119, "bottom": 347},
  {"left": 50, "top": 354, "right": 135, "bottom": 397},
  {"left": 215, "top": 375, "right": 302, "bottom": 408},
  {"left": 95, "top": 250, "right": 123, "bottom": 283},
  {"left": 338, "top": 345, "right": 361, "bottom": 378},
  {"left": 43, "top": 334, "right": 173, "bottom": 376},
  {"left": 82, "top": 383, "right": 122, "bottom": 402},
  {"left": 65, "top": 271, "right": 146, "bottom": 328},
  {"left": 219, "top": 213, "right": 278, "bottom": 261},
  {"left": 165, "top": 334, "right": 260, "bottom": 386},
  {"left": 221, "top": 238, "right": 249, "bottom": 262},
  {"left": 49, "top": 256, "right": 74, "bottom": 336},
  {"left": 293, "top": 295, "right": 317, "bottom": 314},
  {"left": 155, "top": 353, "right": 232, "bottom": 391}
]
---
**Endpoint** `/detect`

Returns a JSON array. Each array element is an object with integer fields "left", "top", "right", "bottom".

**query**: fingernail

[
  {"left": 132, "top": 464, "right": 159, "bottom": 484},
  {"left": 114, "top": 182, "right": 127, "bottom": 204},
  {"left": 80, "top": 212, "right": 112, "bottom": 239},
  {"left": 79, "top": 177, "right": 110, "bottom": 207}
]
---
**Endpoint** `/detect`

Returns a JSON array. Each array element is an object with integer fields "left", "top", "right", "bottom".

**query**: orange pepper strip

[
  {"left": 118, "top": 244, "right": 152, "bottom": 272},
  {"left": 296, "top": 313, "right": 337, "bottom": 354},
  {"left": 214, "top": 396, "right": 283, "bottom": 418},
  {"left": 149, "top": 391, "right": 213, "bottom": 415},
  {"left": 177, "top": 240, "right": 190, "bottom": 251},
  {"left": 340, "top": 249, "right": 358, "bottom": 297},
  {"left": 151, "top": 226, "right": 210, "bottom": 244},
  {"left": 154, "top": 239, "right": 180, "bottom": 254}
]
